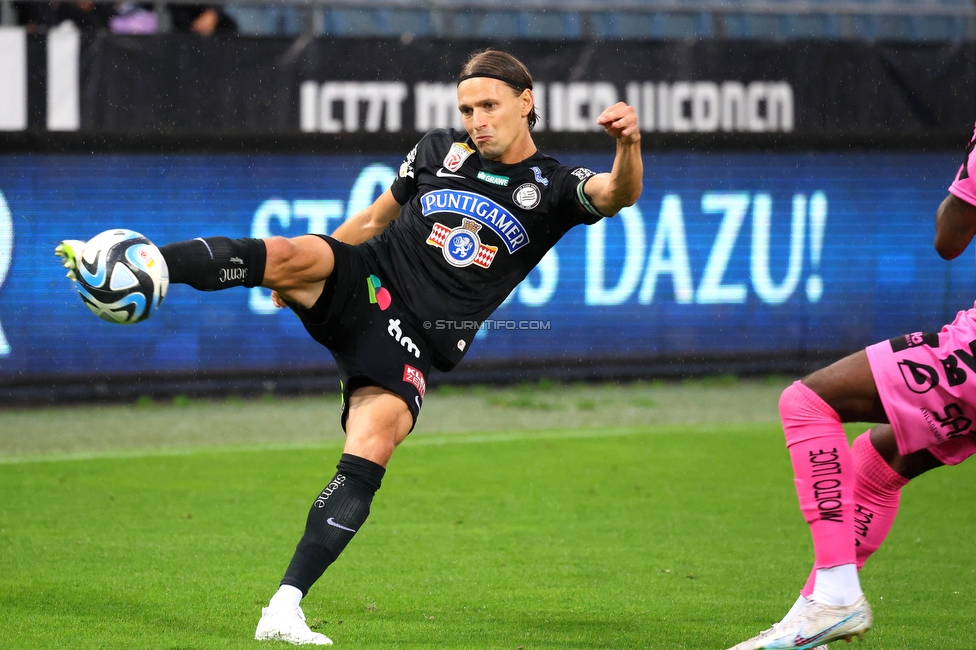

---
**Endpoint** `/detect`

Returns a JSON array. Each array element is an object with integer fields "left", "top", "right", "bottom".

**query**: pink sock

[
  {"left": 800, "top": 430, "right": 908, "bottom": 597},
  {"left": 780, "top": 381, "right": 855, "bottom": 576},
  {"left": 851, "top": 431, "right": 908, "bottom": 568}
]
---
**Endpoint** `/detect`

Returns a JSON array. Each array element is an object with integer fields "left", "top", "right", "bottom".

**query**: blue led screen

[{"left": 0, "top": 151, "right": 970, "bottom": 380}]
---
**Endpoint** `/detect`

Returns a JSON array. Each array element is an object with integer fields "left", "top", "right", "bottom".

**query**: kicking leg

[
  {"left": 256, "top": 387, "right": 412, "bottom": 645},
  {"left": 158, "top": 234, "right": 334, "bottom": 308},
  {"left": 57, "top": 234, "right": 334, "bottom": 313}
]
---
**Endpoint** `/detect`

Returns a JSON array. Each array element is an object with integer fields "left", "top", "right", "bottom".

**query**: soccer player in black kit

[{"left": 57, "top": 49, "right": 643, "bottom": 645}]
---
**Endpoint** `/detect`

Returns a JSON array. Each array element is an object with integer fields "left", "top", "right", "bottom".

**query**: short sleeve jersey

[
  {"left": 362, "top": 128, "right": 607, "bottom": 371},
  {"left": 949, "top": 121, "right": 976, "bottom": 206}
]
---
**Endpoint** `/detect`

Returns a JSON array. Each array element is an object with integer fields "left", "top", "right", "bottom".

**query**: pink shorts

[{"left": 866, "top": 304, "right": 976, "bottom": 466}]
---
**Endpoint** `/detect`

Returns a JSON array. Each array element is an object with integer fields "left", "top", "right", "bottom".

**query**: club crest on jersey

[
  {"left": 427, "top": 218, "right": 498, "bottom": 269},
  {"left": 443, "top": 142, "right": 475, "bottom": 172},
  {"left": 513, "top": 183, "right": 541, "bottom": 210},
  {"left": 420, "top": 189, "right": 529, "bottom": 253}
]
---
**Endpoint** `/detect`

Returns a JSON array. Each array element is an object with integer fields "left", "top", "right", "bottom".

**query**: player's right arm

[
  {"left": 934, "top": 194, "right": 976, "bottom": 260},
  {"left": 330, "top": 133, "right": 432, "bottom": 245},
  {"left": 935, "top": 123, "right": 976, "bottom": 260},
  {"left": 330, "top": 188, "right": 402, "bottom": 245}
]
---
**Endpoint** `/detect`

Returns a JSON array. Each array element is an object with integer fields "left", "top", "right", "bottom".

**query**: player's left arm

[
  {"left": 934, "top": 194, "right": 976, "bottom": 260},
  {"left": 582, "top": 102, "right": 643, "bottom": 216}
]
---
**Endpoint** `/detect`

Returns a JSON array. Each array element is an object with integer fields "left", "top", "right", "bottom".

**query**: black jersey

[{"left": 362, "top": 128, "right": 607, "bottom": 371}]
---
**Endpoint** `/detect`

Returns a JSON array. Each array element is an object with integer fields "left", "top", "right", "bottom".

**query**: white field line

[{"left": 0, "top": 423, "right": 746, "bottom": 466}]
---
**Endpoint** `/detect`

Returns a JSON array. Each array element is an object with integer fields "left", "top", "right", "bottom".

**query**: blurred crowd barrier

[{"left": 0, "top": 0, "right": 974, "bottom": 40}]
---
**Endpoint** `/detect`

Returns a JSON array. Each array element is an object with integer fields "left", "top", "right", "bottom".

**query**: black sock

[
  {"left": 159, "top": 237, "right": 266, "bottom": 290},
  {"left": 280, "top": 454, "right": 386, "bottom": 595}
]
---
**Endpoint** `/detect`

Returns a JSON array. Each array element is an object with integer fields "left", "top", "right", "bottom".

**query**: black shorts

[{"left": 292, "top": 235, "right": 431, "bottom": 431}]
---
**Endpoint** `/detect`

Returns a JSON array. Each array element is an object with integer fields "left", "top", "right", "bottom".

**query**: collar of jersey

[{"left": 476, "top": 150, "right": 547, "bottom": 173}]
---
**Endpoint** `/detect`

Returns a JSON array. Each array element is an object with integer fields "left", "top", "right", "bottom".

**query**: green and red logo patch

[{"left": 366, "top": 274, "right": 391, "bottom": 310}]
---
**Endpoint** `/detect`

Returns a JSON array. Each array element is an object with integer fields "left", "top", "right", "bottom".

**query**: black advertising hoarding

[{"left": 0, "top": 33, "right": 973, "bottom": 138}]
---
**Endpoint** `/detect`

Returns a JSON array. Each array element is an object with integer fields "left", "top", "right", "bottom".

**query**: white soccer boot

[
  {"left": 55, "top": 239, "right": 86, "bottom": 281},
  {"left": 759, "top": 595, "right": 872, "bottom": 649},
  {"left": 727, "top": 624, "right": 828, "bottom": 650},
  {"left": 255, "top": 605, "right": 333, "bottom": 645}
]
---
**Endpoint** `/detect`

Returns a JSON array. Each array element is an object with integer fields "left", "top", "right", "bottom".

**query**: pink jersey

[
  {"left": 866, "top": 305, "right": 976, "bottom": 466},
  {"left": 948, "top": 121, "right": 976, "bottom": 207}
]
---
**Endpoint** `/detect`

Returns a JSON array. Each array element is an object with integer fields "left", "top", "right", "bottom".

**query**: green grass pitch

[{"left": 1, "top": 381, "right": 975, "bottom": 649}]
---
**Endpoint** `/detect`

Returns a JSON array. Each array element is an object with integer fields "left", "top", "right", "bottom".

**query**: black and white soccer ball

[{"left": 75, "top": 229, "right": 169, "bottom": 324}]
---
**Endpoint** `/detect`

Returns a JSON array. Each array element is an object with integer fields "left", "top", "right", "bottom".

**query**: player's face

[{"left": 457, "top": 78, "right": 532, "bottom": 161}]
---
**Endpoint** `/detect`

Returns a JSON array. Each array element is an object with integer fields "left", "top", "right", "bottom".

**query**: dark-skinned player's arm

[
  {"left": 268, "top": 188, "right": 402, "bottom": 308},
  {"left": 581, "top": 102, "right": 643, "bottom": 217},
  {"left": 934, "top": 194, "right": 976, "bottom": 260}
]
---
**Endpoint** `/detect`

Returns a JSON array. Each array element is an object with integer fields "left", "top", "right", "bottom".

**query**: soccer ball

[{"left": 74, "top": 229, "right": 169, "bottom": 324}]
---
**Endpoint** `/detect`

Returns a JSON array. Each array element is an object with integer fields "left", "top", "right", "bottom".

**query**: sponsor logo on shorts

[
  {"left": 476, "top": 170, "right": 510, "bottom": 186},
  {"left": 388, "top": 318, "right": 421, "bottom": 359},
  {"left": 889, "top": 331, "right": 939, "bottom": 353},
  {"left": 367, "top": 274, "right": 391, "bottom": 310},
  {"left": 893, "top": 338, "right": 976, "bottom": 396},
  {"left": 920, "top": 402, "right": 972, "bottom": 443},
  {"left": 531, "top": 166, "right": 549, "bottom": 187},
  {"left": 403, "top": 364, "right": 426, "bottom": 398},
  {"left": 426, "top": 218, "right": 498, "bottom": 268},
  {"left": 898, "top": 359, "right": 940, "bottom": 394},
  {"left": 512, "top": 183, "right": 541, "bottom": 210},
  {"left": 443, "top": 142, "right": 474, "bottom": 172},
  {"left": 420, "top": 189, "right": 529, "bottom": 253}
]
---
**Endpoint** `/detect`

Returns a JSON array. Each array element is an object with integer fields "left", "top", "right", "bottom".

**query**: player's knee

[
  {"left": 345, "top": 395, "right": 412, "bottom": 465},
  {"left": 263, "top": 236, "right": 327, "bottom": 291},
  {"left": 779, "top": 380, "right": 839, "bottom": 424},
  {"left": 262, "top": 236, "right": 298, "bottom": 283},
  {"left": 346, "top": 428, "right": 397, "bottom": 466},
  {"left": 778, "top": 382, "right": 798, "bottom": 420},
  {"left": 797, "top": 366, "right": 834, "bottom": 403}
]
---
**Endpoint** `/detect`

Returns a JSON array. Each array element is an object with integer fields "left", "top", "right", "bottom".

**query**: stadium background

[{"left": 1, "top": 0, "right": 975, "bottom": 403}]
